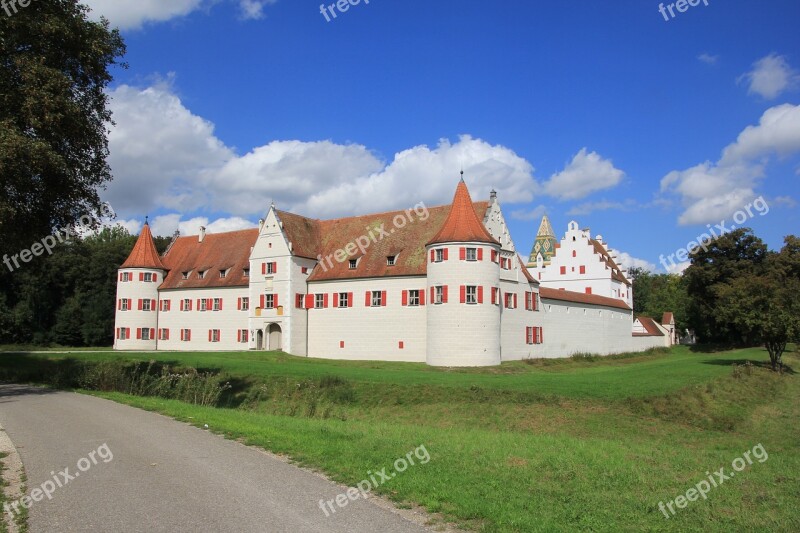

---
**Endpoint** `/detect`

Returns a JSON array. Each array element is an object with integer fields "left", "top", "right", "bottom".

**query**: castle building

[
  {"left": 527, "top": 217, "right": 633, "bottom": 308},
  {"left": 114, "top": 178, "right": 669, "bottom": 366}
]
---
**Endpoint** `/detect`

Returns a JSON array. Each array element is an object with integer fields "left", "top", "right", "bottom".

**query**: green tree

[{"left": 0, "top": 1, "right": 126, "bottom": 253}]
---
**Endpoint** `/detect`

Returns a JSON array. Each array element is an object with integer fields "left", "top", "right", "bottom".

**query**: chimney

[
  {"left": 489, "top": 189, "right": 497, "bottom": 205},
  {"left": 199, "top": 226, "right": 206, "bottom": 243}
]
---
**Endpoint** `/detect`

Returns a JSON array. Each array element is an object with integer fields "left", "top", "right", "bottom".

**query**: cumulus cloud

[
  {"left": 660, "top": 103, "right": 800, "bottom": 225},
  {"left": 83, "top": 0, "right": 276, "bottom": 30},
  {"left": 103, "top": 82, "right": 538, "bottom": 221},
  {"left": 739, "top": 54, "right": 799, "bottom": 99},
  {"left": 149, "top": 215, "right": 256, "bottom": 237},
  {"left": 697, "top": 53, "right": 718, "bottom": 65},
  {"left": 615, "top": 251, "right": 656, "bottom": 273},
  {"left": 542, "top": 148, "right": 625, "bottom": 201}
]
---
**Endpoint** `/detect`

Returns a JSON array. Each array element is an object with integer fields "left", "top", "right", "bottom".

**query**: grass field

[{"left": 1, "top": 346, "right": 798, "bottom": 532}]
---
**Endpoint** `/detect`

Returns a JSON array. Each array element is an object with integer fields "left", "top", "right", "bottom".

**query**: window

[
  {"left": 434, "top": 286, "right": 446, "bottom": 304},
  {"left": 525, "top": 292, "right": 538, "bottom": 311},
  {"left": 315, "top": 294, "right": 325, "bottom": 309},
  {"left": 117, "top": 328, "right": 130, "bottom": 340},
  {"left": 238, "top": 329, "right": 249, "bottom": 343},
  {"left": 243, "top": 268, "right": 250, "bottom": 278},
  {"left": 143, "top": 272, "right": 154, "bottom": 282},
  {"left": 505, "top": 293, "right": 517, "bottom": 309},
  {"left": 266, "top": 262, "right": 276, "bottom": 275},
  {"left": 142, "top": 299, "right": 152, "bottom": 312},
  {"left": 239, "top": 297, "right": 249, "bottom": 311},
  {"left": 160, "top": 300, "right": 171, "bottom": 312},
  {"left": 387, "top": 255, "right": 396, "bottom": 266},
  {"left": 158, "top": 329, "right": 170, "bottom": 341},
  {"left": 141, "top": 328, "right": 151, "bottom": 341},
  {"left": 210, "top": 329, "right": 220, "bottom": 343},
  {"left": 119, "top": 299, "right": 130, "bottom": 311},
  {"left": 435, "top": 249, "right": 444, "bottom": 262},
  {"left": 526, "top": 327, "right": 544, "bottom": 345},
  {"left": 264, "top": 294, "right": 275, "bottom": 309},
  {"left": 200, "top": 299, "right": 208, "bottom": 312},
  {"left": 181, "top": 299, "right": 192, "bottom": 312},
  {"left": 296, "top": 293, "right": 305, "bottom": 308},
  {"left": 181, "top": 329, "right": 191, "bottom": 342},
  {"left": 121, "top": 272, "right": 131, "bottom": 282},
  {"left": 182, "top": 271, "right": 190, "bottom": 280},
  {"left": 465, "top": 286, "right": 477, "bottom": 305},
  {"left": 349, "top": 259, "right": 357, "bottom": 270},
  {"left": 408, "top": 290, "right": 420, "bottom": 306},
  {"left": 579, "top": 265, "right": 586, "bottom": 275},
  {"left": 301, "top": 266, "right": 309, "bottom": 274},
  {"left": 492, "top": 287, "right": 500, "bottom": 305},
  {"left": 466, "top": 248, "right": 477, "bottom": 261},
  {"left": 338, "top": 293, "right": 350, "bottom": 308},
  {"left": 213, "top": 298, "right": 222, "bottom": 311},
  {"left": 370, "top": 291, "right": 385, "bottom": 307},
  {"left": 198, "top": 270, "right": 207, "bottom": 279}
]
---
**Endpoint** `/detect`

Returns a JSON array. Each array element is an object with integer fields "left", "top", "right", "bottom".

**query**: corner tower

[
  {"left": 425, "top": 176, "right": 502, "bottom": 367},
  {"left": 114, "top": 221, "right": 168, "bottom": 350}
]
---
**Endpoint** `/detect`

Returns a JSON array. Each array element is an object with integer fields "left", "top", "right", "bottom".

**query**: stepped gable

[
  {"left": 427, "top": 179, "right": 499, "bottom": 246},
  {"left": 121, "top": 222, "right": 167, "bottom": 270},
  {"left": 539, "top": 287, "right": 631, "bottom": 311},
  {"left": 306, "top": 201, "right": 489, "bottom": 282},
  {"left": 589, "top": 238, "right": 631, "bottom": 287},
  {"left": 160, "top": 229, "right": 258, "bottom": 289}
]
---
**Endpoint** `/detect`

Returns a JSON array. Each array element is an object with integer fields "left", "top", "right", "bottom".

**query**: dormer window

[
  {"left": 243, "top": 268, "right": 250, "bottom": 278},
  {"left": 349, "top": 259, "right": 357, "bottom": 270},
  {"left": 387, "top": 255, "right": 396, "bottom": 266},
  {"left": 198, "top": 270, "right": 206, "bottom": 280},
  {"left": 219, "top": 269, "right": 228, "bottom": 278},
  {"left": 182, "top": 271, "right": 190, "bottom": 280}
]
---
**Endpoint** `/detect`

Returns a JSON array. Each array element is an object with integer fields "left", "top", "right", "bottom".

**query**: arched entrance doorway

[
  {"left": 267, "top": 323, "right": 282, "bottom": 351},
  {"left": 256, "top": 330, "right": 264, "bottom": 351}
]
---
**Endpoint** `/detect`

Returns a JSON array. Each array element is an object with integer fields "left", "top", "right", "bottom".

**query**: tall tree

[{"left": 0, "top": 1, "right": 125, "bottom": 253}]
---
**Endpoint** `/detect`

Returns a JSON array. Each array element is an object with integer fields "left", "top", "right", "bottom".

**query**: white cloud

[
  {"left": 660, "top": 103, "right": 800, "bottom": 225},
  {"left": 510, "top": 205, "right": 548, "bottom": 221},
  {"left": 664, "top": 261, "right": 691, "bottom": 275},
  {"left": 542, "top": 148, "right": 625, "bottom": 200},
  {"left": 149, "top": 215, "right": 256, "bottom": 237},
  {"left": 103, "top": 82, "right": 538, "bottom": 221},
  {"left": 698, "top": 53, "right": 718, "bottom": 65},
  {"left": 773, "top": 196, "right": 797, "bottom": 208},
  {"left": 83, "top": 0, "right": 276, "bottom": 30},
  {"left": 615, "top": 251, "right": 656, "bottom": 273},
  {"left": 739, "top": 54, "right": 799, "bottom": 100}
]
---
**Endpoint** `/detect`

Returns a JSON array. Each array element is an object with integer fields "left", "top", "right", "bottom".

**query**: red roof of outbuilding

[
  {"left": 120, "top": 223, "right": 167, "bottom": 270},
  {"left": 634, "top": 315, "right": 665, "bottom": 336},
  {"left": 427, "top": 180, "right": 499, "bottom": 246}
]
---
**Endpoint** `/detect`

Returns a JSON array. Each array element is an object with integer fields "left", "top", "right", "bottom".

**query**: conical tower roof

[
  {"left": 528, "top": 214, "right": 558, "bottom": 266},
  {"left": 121, "top": 221, "right": 167, "bottom": 270},
  {"left": 428, "top": 178, "right": 499, "bottom": 246},
  {"left": 537, "top": 214, "right": 555, "bottom": 238}
]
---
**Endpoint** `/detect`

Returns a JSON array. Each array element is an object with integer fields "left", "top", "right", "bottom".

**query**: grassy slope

[{"left": 2, "top": 346, "right": 799, "bottom": 531}]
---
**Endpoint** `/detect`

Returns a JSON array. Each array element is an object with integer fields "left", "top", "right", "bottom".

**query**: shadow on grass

[{"left": 700, "top": 358, "right": 796, "bottom": 375}]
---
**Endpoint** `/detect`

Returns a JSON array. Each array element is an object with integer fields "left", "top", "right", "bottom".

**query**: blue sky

[{"left": 84, "top": 0, "right": 800, "bottom": 272}]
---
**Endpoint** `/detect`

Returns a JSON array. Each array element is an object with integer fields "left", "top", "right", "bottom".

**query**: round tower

[
  {"left": 114, "top": 221, "right": 167, "bottom": 350},
  {"left": 426, "top": 178, "right": 502, "bottom": 367}
]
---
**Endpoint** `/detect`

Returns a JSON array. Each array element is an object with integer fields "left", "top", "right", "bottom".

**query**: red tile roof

[
  {"left": 159, "top": 229, "right": 258, "bottom": 289},
  {"left": 307, "top": 202, "right": 490, "bottom": 282},
  {"left": 120, "top": 223, "right": 167, "bottom": 270},
  {"left": 427, "top": 180, "right": 499, "bottom": 246},
  {"left": 634, "top": 315, "right": 665, "bottom": 336},
  {"left": 662, "top": 312, "right": 674, "bottom": 325},
  {"left": 539, "top": 287, "right": 631, "bottom": 310}
]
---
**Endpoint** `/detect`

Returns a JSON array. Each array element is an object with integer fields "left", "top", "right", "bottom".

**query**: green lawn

[{"left": 1, "top": 346, "right": 798, "bottom": 531}]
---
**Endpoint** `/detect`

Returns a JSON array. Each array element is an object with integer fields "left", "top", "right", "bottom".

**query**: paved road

[{"left": 0, "top": 384, "right": 430, "bottom": 532}]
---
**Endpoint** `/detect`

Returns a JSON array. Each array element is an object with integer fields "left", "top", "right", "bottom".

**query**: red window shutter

[
  {"left": 151, "top": 299, "right": 156, "bottom": 310},
  {"left": 219, "top": 299, "right": 223, "bottom": 310},
  {"left": 136, "top": 328, "right": 141, "bottom": 339},
  {"left": 152, "top": 274, "right": 157, "bottom": 283},
  {"left": 514, "top": 294, "right": 518, "bottom": 308},
  {"left": 272, "top": 262, "right": 277, "bottom": 274},
  {"left": 348, "top": 293, "right": 353, "bottom": 307},
  {"left": 340, "top": 341, "right": 345, "bottom": 349},
  {"left": 580, "top": 265, "right": 586, "bottom": 275},
  {"left": 460, "top": 285, "right": 466, "bottom": 304},
  {"left": 491, "top": 250, "right": 498, "bottom": 263},
  {"left": 381, "top": 291, "right": 387, "bottom": 306},
  {"left": 585, "top": 287, "right": 592, "bottom": 294},
  {"left": 207, "top": 298, "right": 212, "bottom": 309},
  {"left": 150, "top": 328, "right": 155, "bottom": 339},
  {"left": 430, "top": 249, "right": 435, "bottom": 262},
  {"left": 333, "top": 293, "right": 339, "bottom": 308},
  {"left": 137, "top": 299, "right": 143, "bottom": 311},
  {"left": 262, "top": 263, "right": 266, "bottom": 275},
  {"left": 237, "top": 330, "right": 241, "bottom": 342},
  {"left": 119, "top": 273, "right": 122, "bottom": 282},
  {"left": 491, "top": 288, "right": 497, "bottom": 305},
  {"left": 399, "top": 341, "right": 404, "bottom": 349},
  {"left": 526, "top": 327, "right": 530, "bottom": 344},
  {"left": 365, "top": 291, "right": 371, "bottom": 306},
  {"left": 443, "top": 248, "right": 449, "bottom": 261},
  {"left": 237, "top": 297, "right": 242, "bottom": 310},
  {"left": 139, "top": 273, "right": 144, "bottom": 281},
  {"left": 117, "top": 300, "right": 121, "bottom": 310},
  {"left": 260, "top": 295, "right": 265, "bottom": 308},
  {"left": 402, "top": 290, "right": 408, "bottom": 306},
  {"left": 196, "top": 298, "right": 201, "bottom": 310},
  {"left": 306, "top": 294, "right": 314, "bottom": 308},
  {"left": 209, "top": 330, "right": 212, "bottom": 342},
  {"left": 189, "top": 300, "right": 193, "bottom": 311},
  {"left": 540, "top": 327, "right": 544, "bottom": 343},
  {"left": 116, "top": 328, "right": 120, "bottom": 339},
  {"left": 560, "top": 266, "right": 566, "bottom": 275},
  {"left": 459, "top": 247, "right": 466, "bottom": 260},
  {"left": 295, "top": 294, "right": 301, "bottom": 308},
  {"left": 187, "top": 330, "right": 192, "bottom": 341},
  {"left": 442, "top": 285, "right": 449, "bottom": 303},
  {"left": 420, "top": 289, "right": 425, "bottom": 306},
  {"left": 430, "top": 287, "right": 435, "bottom": 304},
  {"left": 167, "top": 300, "right": 171, "bottom": 311},
  {"left": 324, "top": 293, "right": 329, "bottom": 308},
  {"left": 478, "top": 248, "right": 483, "bottom": 261},
  {"left": 478, "top": 286, "right": 484, "bottom": 304}
]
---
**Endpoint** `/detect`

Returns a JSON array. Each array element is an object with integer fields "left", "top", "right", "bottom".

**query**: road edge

[{"left": 0, "top": 422, "right": 26, "bottom": 533}]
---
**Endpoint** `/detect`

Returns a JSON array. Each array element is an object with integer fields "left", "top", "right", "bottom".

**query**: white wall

[
  {"left": 114, "top": 268, "right": 164, "bottom": 351},
  {"left": 498, "top": 282, "right": 541, "bottom": 361}
]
